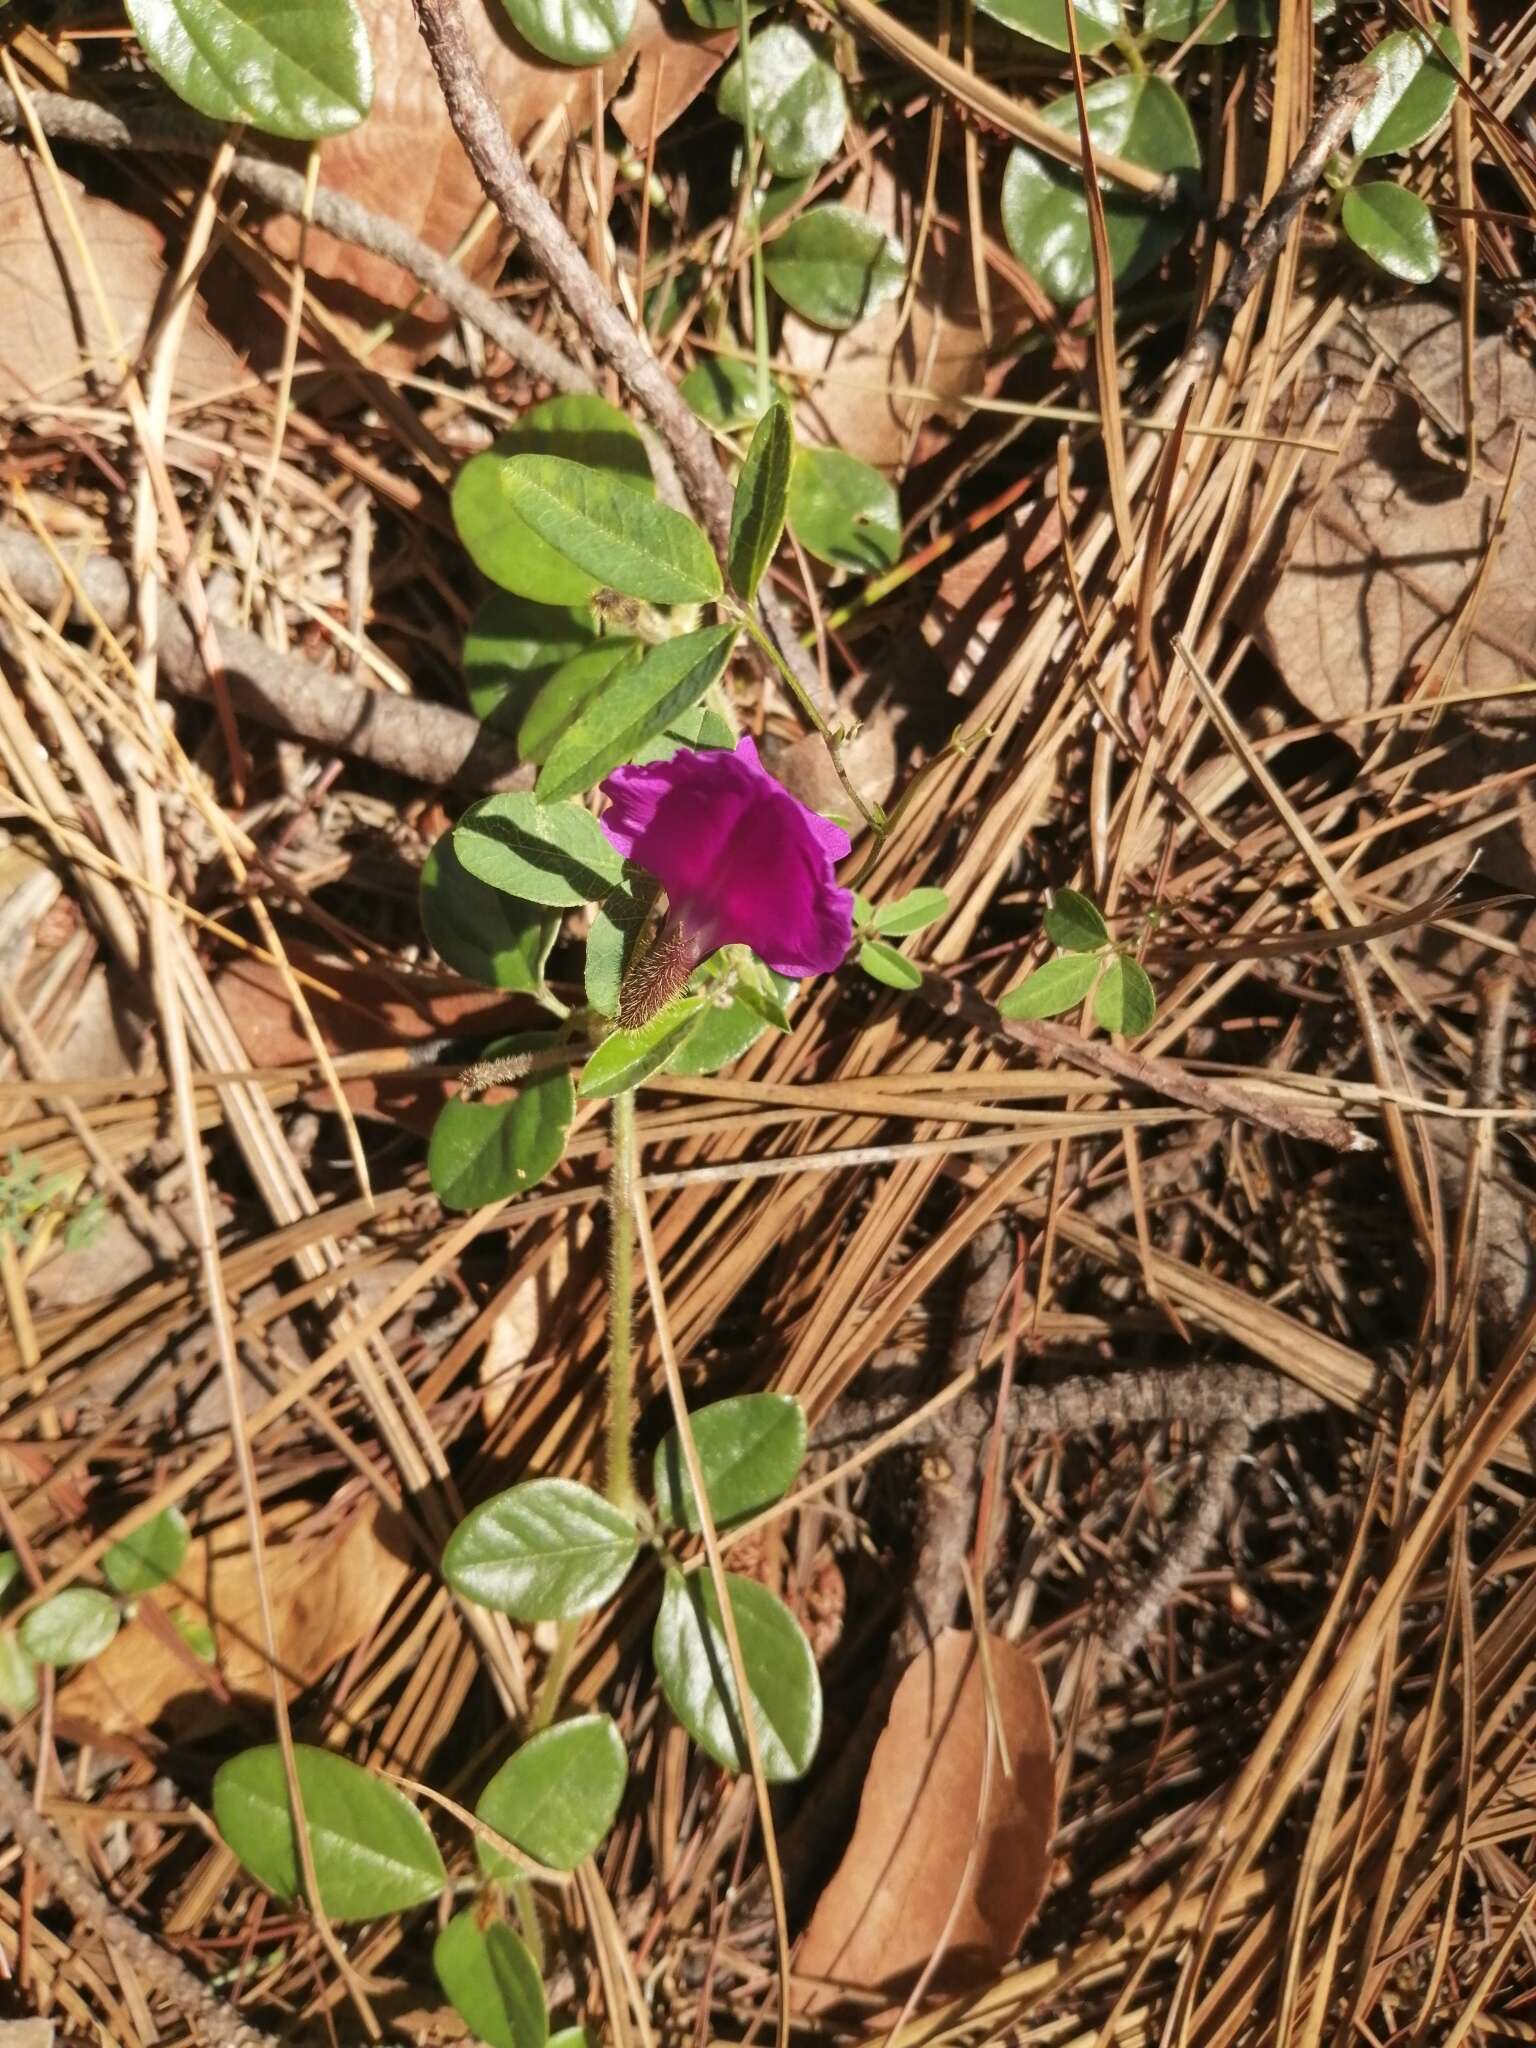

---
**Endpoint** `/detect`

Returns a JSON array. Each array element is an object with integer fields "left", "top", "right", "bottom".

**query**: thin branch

[
  {"left": 0, "top": 526, "right": 531, "bottom": 792},
  {"left": 0, "top": 1748, "right": 280, "bottom": 2048},
  {"left": 408, "top": 0, "right": 833, "bottom": 720},
  {"left": 0, "top": 81, "right": 579, "bottom": 394}
]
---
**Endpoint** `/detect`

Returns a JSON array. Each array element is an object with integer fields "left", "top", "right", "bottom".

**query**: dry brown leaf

[
  {"left": 480, "top": 1213, "right": 594, "bottom": 1423},
  {"left": 796, "top": 1627, "right": 1055, "bottom": 2010},
  {"left": 779, "top": 165, "right": 1013, "bottom": 471},
  {"left": 257, "top": 0, "right": 695, "bottom": 365},
  {"left": 611, "top": 1, "right": 733, "bottom": 151},
  {"left": 0, "top": 149, "right": 241, "bottom": 406},
  {"left": 60, "top": 1497, "right": 411, "bottom": 1742},
  {"left": 1258, "top": 301, "right": 1536, "bottom": 732}
]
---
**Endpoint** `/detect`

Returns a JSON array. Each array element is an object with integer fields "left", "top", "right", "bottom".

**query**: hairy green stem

[
  {"left": 735, "top": 0, "right": 771, "bottom": 412},
  {"left": 604, "top": 1088, "right": 639, "bottom": 1514},
  {"left": 736, "top": 609, "right": 885, "bottom": 839}
]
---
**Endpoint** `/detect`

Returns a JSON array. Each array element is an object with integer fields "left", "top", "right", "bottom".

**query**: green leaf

[
  {"left": 549, "top": 2030, "right": 598, "bottom": 2048},
  {"left": 1142, "top": 0, "right": 1273, "bottom": 38},
  {"left": 475, "top": 1716, "right": 628, "bottom": 1875},
  {"left": 1351, "top": 25, "right": 1461, "bottom": 159},
  {"left": 498, "top": 0, "right": 633, "bottom": 62},
  {"left": 787, "top": 447, "right": 901, "bottom": 574},
  {"left": 871, "top": 887, "right": 948, "bottom": 937},
  {"left": 429, "top": 1034, "right": 574, "bottom": 1212},
  {"left": 972, "top": 0, "right": 1121, "bottom": 54},
  {"left": 173, "top": 1611, "right": 217, "bottom": 1661},
  {"left": 20, "top": 1589, "right": 119, "bottom": 1667},
  {"left": 586, "top": 869, "right": 661, "bottom": 1017},
  {"left": 1093, "top": 955, "right": 1157, "bottom": 1036},
  {"left": 578, "top": 998, "right": 708, "bottom": 1097},
  {"left": 454, "top": 793, "right": 623, "bottom": 908},
  {"left": 434, "top": 1913, "right": 548, "bottom": 2048},
  {"left": 213, "top": 1744, "right": 446, "bottom": 1922},
  {"left": 442, "top": 1479, "right": 640, "bottom": 1622},
  {"left": 669, "top": 957, "right": 795, "bottom": 1075},
  {"left": 501, "top": 457, "right": 722, "bottom": 606},
  {"left": 420, "top": 833, "right": 558, "bottom": 994},
  {"left": 102, "top": 1506, "right": 190, "bottom": 1596},
  {"left": 1044, "top": 887, "right": 1109, "bottom": 952},
  {"left": 653, "top": 1571, "right": 822, "bottom": 1781},
  {"left": 0, "top": 1630, "right": 37, "bottom": 1716},
  {"left": 717, "top": 24, "right": 846, "bottom": 178},
  {"left": 518, "top": 641, "right": 643, "bottom": 767},
  {"left": 748, "top": 169, "right": 815, "bottom": 231},
  {"left": 536, "top": 626, "right": 739, "bottom": 802},
  {"left": 681, "top": 0, "right": 764, "bottom": 24},
  {"left": 858, "top": 938, "right": 922, "bottom": 990},
  {"left": 453, "top": 396, "right": 652, "bottom": 606},
  {"left": 463, "top": 593, "right": 598, "bottom": 735},
  {"left": 0, "top": 1551, "right": 22, "bottom": 1611},
  {"left": 1341, "top": 182, "right": 1442, "bottom": 284},
  {"left": 680, "top": 357, "right": 784, "bottom": 432},
  {"left": 1001, "top": 76, "right": 1200, "bottom": 305},
  {"left": 763, "top": 205, "right": 906, "bottom": 331},
  {"left": 729, "top": 405, "right": 793, "bottom": 601},
  {"left": 997, "top": 952, "right": 1100, "bottom": 1020},
  {"left": 124, "top": 0, "right": 373, "bottom": 139},
  {"left": 654, "top": 1393, "right": 808, "bottom": 1532}
]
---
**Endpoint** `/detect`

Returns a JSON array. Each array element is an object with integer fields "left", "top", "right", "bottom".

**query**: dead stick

[
  {"left": 408, "top": 0, "right": 832, "bottom": 720},
  {"left": 0, "top": 1749, "right": 279, "bottom": 2048},
  {"left": 0, "top": 526, "right": 532, "bottom": 794},
  {"left": 915, "top": 968, "right": 1369, "bottom": 1154}
]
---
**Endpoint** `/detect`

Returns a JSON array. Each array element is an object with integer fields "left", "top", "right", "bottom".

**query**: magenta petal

[{"left": 599, "top": 735, "right": 854, "bottom": 980}]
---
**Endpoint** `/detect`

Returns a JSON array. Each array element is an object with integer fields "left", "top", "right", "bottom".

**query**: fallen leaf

[
  {"left": 611, "top": 0, "right": 734, "bottom": 150},
  {"left": 479, "top": 1213, "right": 594, "bottom": 1424},
  {"left": 919, "top": 494, "right": 1085, "bottom": 692},
  {"left": 0, "top": 150, "right": 241, "bottom": 406},
  {"left": 213, "top": 944, "right": 537, "bottom": 1132},
  {"left": 255, "top": 0, "right": 694, "bottom": 367},
  {"left": 796, "top": 1628, "right": 1055, "bottom": 2011},
  {"left": 779, "top": 165, "right": 1016, "bottom": 470},
  {"left": 1257, "top": 300, "right": 1536, "bottom": 732},
  {"left": 59, "top": 1497, "right": 411, "bottom": 1743}
]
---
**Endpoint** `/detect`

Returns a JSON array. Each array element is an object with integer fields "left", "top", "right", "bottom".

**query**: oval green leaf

[
  {"left": 1001, "top": 76, "right": 1200, "bottom": 305},
  {"left": 670, "top": 958, "right": 795, "bottom": 1075},
  {"left": 1044, "top": 887, "right": 1109, "bottom": 952},
  {"left": 124, "top": 0, "right": 373, "bottom": 139},
  {"left": 212, "top": 1744, "right": 445, "bottom": 1922},
  {"left": 463, "top": 593, "right": 599, "bottom": 735},
  {"left": 578, "top": 997, "right": 708, "bottom": 1097},
  {"left": 498, "top": 0, "right": 634, "bottom": 63},
  {"left": 653, "top": 1570, "right": 822, "bottom": 1781},
  {"left": 536, "top": 626, "right": 739, "bottom": 803},
  {"left": 1142, "top": 0, "right": 1274, "bottom": 41},
  {"left": 871, "top": 887, "right": 948, "bottom": 937},
  {"left": 787, "top": 446, "right": 901, "bottom": 574},
  {"left": 586, "top": 869, "right": 661, "bottom": 1017},
  {"left": 442, "top": 1479, "right": 640, "bottom": 1622},
  {"left": 20, "top": 1588, "right": 119, "bottom": 1667},
  {"left": 858, "top": 938, "right": 922, "bottom": 990},
  {"left": 501, "top": 457, "right": 722, "bottom": 606},
  {"left": 997, "top": 951, "right": 1099, "bottom": 1020},
  {"left": 729, "top": 404, "right": 793, "bottom": 601},
  {"left": 1093, "top": 954, "right": 1157, "bottom": 1036},
  {"left": 454, "top": 793, "right": 623, "bottom": 908},
  {"left": 654, "top": 1393, "right": 808, "bottom": 1532},
  {"left": 717, "top": 24, "right": 846, "bottom": 178},
  {"left": 1351, "top": 26, "right": 1461, "bottom": 159},
  {"left": 681, "top": 357, "right": 785, "bottom": 432},
  {"left": 429, "top": 1034, "right": 574, "bottom": 1212},
  {"left": 420, "top": 832, "right": 559, "bottom": 994},
  {"left": 972, "top": 0, "right": 1121, "bottom": 53},
  {"left": 518, "top": 640, "right": 642, "bottom": 766},
  {"left": 0, "top": 1630, "right": 38, "bottom": 1716},
  {"left": 763, "top": 205, "right": 906, "bottom": 331},
  {"left": 102, "top": 1506, "right": 190, "bottom": 1596},
  {"left": 435, "top": 1912, "right": 548, "bottom": 2048},
  {"left": 475, "top": 1715, "right": 628, "bottom": 1876},
  {"left": 453, "top": 396, "right": 653, "bottom": 606},
  {"left": 1341, "top": 182, "right": 1441, "bottom": 284}
]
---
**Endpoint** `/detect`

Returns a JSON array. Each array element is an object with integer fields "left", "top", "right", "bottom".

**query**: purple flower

[{"left": 598, "top": 736, "right": 854, "bottom": 984}]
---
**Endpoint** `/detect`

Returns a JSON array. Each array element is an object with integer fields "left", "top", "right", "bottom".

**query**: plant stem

[
  {"left": 734, "top": 0, "right": 772, "bottom": 413},
  {"left": 736, "top": 609, "right": 886, "bottom": 839},
  {"left": 604, "top": 1088, "right": 640, "bottom": 1515}
]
